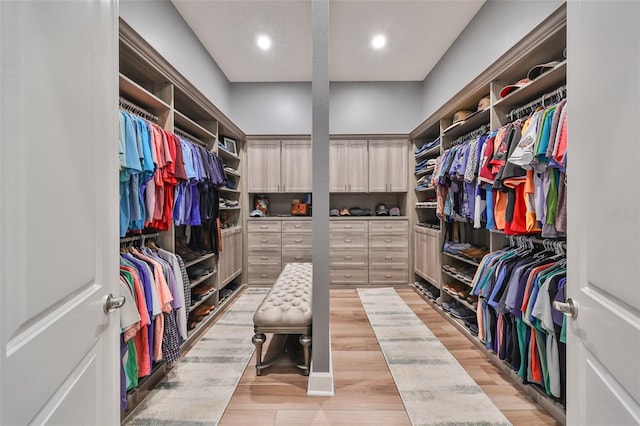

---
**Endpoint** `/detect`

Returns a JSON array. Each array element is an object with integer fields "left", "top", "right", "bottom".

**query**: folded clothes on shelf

[{"left": 414, "top": 137, "right": 440, "bottom": 156}]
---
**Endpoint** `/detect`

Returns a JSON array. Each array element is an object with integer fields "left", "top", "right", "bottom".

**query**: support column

[{"left": 308, "top": 0, "right": 334, "bottom": 396}]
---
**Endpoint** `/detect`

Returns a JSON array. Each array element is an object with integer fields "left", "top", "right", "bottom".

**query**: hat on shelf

[
  {"left": 361, "top": 208, "right": 372, "bottom": 216},
  {"left": 500, "top": 78, "right": 532, "bottom": 98},
  {"left": 349, "top": 207, "right": 363, "bottom": 216},
  {"left": 527, "top": 61, "right": 562, "bottom": 80},
  {"left": 389, "top": 207, "right": 401, "bottom": 216},
  {"left": 329, "top": 208, "right": 340, "bottom": 217},
  {"left": 250, "top": 209, "right": 265, "bottom": 217},
  {"left": 375, "top": 203, "right": 389, "bottom": 216},
  {"left": 339, "top": 208, "right": 350, "bottom": 216},
  {"left": 444, "top": 109, "right": 474, "bottom": 132},
  {"left": 477, "top": 95, "right": 490, "bottom": 111}
]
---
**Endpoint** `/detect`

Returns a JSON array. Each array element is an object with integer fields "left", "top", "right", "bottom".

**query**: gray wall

[
  {"left": 330, "top": 82, "right": 423, "bottom": 135},
  {"left": 120, "top": 0, "right": 232, "bottom": 115},
  {"left": 230, "top": 83, "right": 312, "bottom": 135},
  {"left": 231, "top": 81, "right": 423, "bottom": 135},
  {"left": 421, "top": 0, "right": 564, "bottom": 120}
]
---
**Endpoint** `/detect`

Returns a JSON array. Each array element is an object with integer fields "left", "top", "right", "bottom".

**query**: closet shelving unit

[
  {"left": 409, "top": 5, "right": 567, "bottom": 423},
  {"left": 119, "top": 19, "right": 247, "bottom": 420}
]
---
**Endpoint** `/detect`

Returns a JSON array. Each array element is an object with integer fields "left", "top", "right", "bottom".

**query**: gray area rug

[
  {"left": 125, "top": 287, "right": 269, "bottom": 426},
  {"left": 358, "top": 287, "right": 511, "bottom": 426}
]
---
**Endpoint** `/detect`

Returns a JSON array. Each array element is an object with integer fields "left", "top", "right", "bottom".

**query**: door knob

[
  {"left": 553, "top": 298, "right": 578, "bottom": 319},
  {"left": 104, "top": 293, "right": 126, "bottom": 313}
]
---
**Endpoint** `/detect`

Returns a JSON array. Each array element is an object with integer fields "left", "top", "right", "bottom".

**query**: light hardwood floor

[{"left": 220, "top": 288, "right": 561, "bottom": 426}]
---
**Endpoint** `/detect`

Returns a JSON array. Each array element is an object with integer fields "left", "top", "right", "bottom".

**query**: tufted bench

[{"left": 252, "top": 262, "right": 312, "bottom": 376}]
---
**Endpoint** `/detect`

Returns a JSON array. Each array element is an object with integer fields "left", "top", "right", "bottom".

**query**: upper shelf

[
  {"left": 174, "top": 110, "right": 217, "bottom": 142},
  {"left": 119, "top": 74, "right": 170, "bottom": 115},
  {"left": 442, "top": 107, "right": 490, "bottom": 141},
  {"left": 493, "top": 61, "right": 567, "bottom": 111}
]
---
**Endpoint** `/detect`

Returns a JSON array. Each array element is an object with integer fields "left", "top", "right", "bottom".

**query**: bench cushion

[{"left": 253, "top": 263, "right": 312, "bottom": 328}]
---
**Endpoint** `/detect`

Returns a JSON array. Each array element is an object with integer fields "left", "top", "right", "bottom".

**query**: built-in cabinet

[
  {"left": 119, "top": 20, "right": 246, "bottom": 419},
  {"left": 329, "top": 140, "right": 368, "bottom": 193},
  {"left": 368, "top": 139, "right": 409, "bottom": 192},
  {"left": 247, "top": 220, "right": 282, "bottom": 285},
  {"left": 218, "top": 227, "right": 243, "bottom": 292},
  {"left": 330, "top": 220, "right": 369, "bottom": 285},
  {"left": 408, "top": 7, "right": 567, "bottom": 423},
  {"left": 413, "top": 226, "right": 440, "bottom": 286},
  {"left": 368, "top": 220, "right": 409, "bottom": 284},
  {"left": 247, "top": 139, "right": 312, "bottom": 193}
]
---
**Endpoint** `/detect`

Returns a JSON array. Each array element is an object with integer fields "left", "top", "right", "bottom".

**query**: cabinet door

[
  {"left": 414, "top": 230, "right": 427, "bottom": 278},
  {"left": 231, "top": 228, "right": 243, "bottom": 279},
  {"left": 367, "top": 140, "right": 388, "bottom": 192},
  {"left": 387, "top": 139, "right": 408, "bottom": 192},
  {"left": 281, "top": 139, "right": 312, "bottom": 192},
  {"left": 425, "top": 230, "right": 441, "bottom": 286},
  {"left": 247, "top": 140, "right": 281, "bottom": 192},
  {"left": 329, "top": 140, "right": 349, "bottom": 192},
  {"left": 347, "top": 140, "right": 368, "bottom": 192}
]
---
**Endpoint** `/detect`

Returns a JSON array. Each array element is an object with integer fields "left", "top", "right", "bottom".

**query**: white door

[
  {"left": 567, "top": 1, "right": 640, "bottom": 424},
  {"left": 0, "top": 1, "right": 119, "bottom": 425}
]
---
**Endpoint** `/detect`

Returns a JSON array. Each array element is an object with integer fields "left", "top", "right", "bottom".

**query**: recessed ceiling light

[
  {"left": 371, "top": 34, "right": 386, "bottom": 50},
  {"left": 256, "top": 34, "right": 272, "bottom": 50}
]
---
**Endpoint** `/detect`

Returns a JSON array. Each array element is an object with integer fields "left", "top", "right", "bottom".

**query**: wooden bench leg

[
  {"left": 252, "top": 333, "right": 266, "bottom": 376},
  {"left": 299, "top": 334, "right": 312, "bottom": 376}
]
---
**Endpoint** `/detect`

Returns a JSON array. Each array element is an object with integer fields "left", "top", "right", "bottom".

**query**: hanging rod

[
  {"left": 508, "top": 235, "right": 566, "bottom": 252},
  {"left": 174, "top": 127, "right": 207, "bottom": 147},
  {"left": 120, "top": 232, "right": 159, "bottom": 245},
  {"left": 508, "top": 85, "right": 567, "bottom": 122},
  {"left": 119, "top": 97, "right": 159, "bottom": 123},
  {"left": 453, "top": 124, "right": 490, "bottom": 145}
]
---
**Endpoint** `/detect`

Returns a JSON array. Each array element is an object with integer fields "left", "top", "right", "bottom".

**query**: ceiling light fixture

[
  {"left": 371, "top": 34, "right": 386, "bottom": 50},
  {"left": 256, "top": 34, "right": 272, "bottom": 51}
]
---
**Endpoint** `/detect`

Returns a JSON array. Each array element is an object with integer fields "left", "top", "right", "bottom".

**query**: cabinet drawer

[
  {"left": 369, "top": 250, "right": 408, "bottom": 265},
  {"left": 368, "top": 268, "right": 408, "bottom": 284},
  {"left": 369, "top": 220, "right": 409, "bottom": 234},
  {"left": 248, "top": 221, "right": 282, "bottom": 233},
  {"left": 330, "top": 268, "right": 368, "bottom": 284},
  {"left": 282, "top": 220, "right": 312, "bottom": 233},
  {"left": 248, "top": 232, "right": 281, "bottom": 249},
  {"left": 368, "top": 233, "right": 408, "bottom": 249},
  {"left": 330, "top": 220, "right": 368, "bottom": 233},
  {"left": 247, "top": 266, "right": 282, "bottom": 284},
  {"left": 282, "top": 249, "right": 312, "bottom": 263},
  {"left": 330, "top": 233, "right": 367, "bottom": 248},
  {"left": 281, "top": 233, "right": 312, "bottom": 248},
  {"left": 330, "top": 249, "right": 367, "bottom": 266},
  {"left": 248, "top": 253, "right": 281, "bottom": 266}
]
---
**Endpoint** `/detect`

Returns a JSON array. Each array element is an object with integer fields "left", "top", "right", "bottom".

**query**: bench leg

[
  {"left": 252, "top": 333, "right": 266, "bottom": 376},
  {"left": 299, "top": 334, "right": 312, "bottom": 376}
]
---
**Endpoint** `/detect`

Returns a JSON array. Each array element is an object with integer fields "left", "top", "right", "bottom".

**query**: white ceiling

[{"left": 171, "top": 0, "right": 485, "bottom": 83}]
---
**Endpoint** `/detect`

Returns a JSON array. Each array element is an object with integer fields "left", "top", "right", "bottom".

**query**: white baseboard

[{"left": 307, "top": 336, "right": 334, "bottom": 396}]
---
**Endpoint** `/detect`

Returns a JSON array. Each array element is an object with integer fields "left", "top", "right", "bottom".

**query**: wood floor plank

[
  {"left": 274, "top": 409, "right": 411, "bottom": 425},
  {"left": 221, "top": 287, "right": 563, "bottom": 425}
]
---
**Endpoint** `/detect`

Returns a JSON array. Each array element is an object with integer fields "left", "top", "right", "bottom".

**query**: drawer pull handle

[
  {"left": 261, "top": 256, "right": 268, "bottom": 260},
  {"left": 260, "top": 274, "right": 268, "bottom": 278},
  {"left": 295, "top": 239, "right": 303, "bottom": 243},
  {"left": 260, "top": 225, "right": 268, "bottom": 229},
  {"left": 385, "top": 256, "right": 392, "bottom": 260},
  {"left": 385, "top": 274, "right": 392, "bottom": 278},
  {"left": 345, "top": 274, "right": 352, "bottom": 278},
  {"left": 295, "top": 256, "right": 302, "bottom": 260},
  {"left": 345, "top": 225, "right": 352, "bottom": 229},
  {"left": 295, "top": 225, "right": 302, "bottom": 228},
  {"left": 385, "top": 239, "right": 392, "bottom": 243},
  {"left": 345, "top": 256, "right": 352, "bottom": 260},
  {"left": 345, "top": 239, "right": 352, "bottom": 243},
  {"left": 261, "top": 239, "right": 268, "bottom": 243},
  {"left": 384, "top": 226, "right": 392, "bottom": 229}
]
